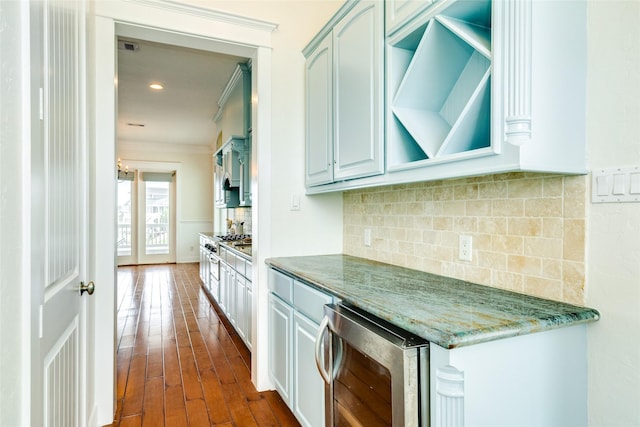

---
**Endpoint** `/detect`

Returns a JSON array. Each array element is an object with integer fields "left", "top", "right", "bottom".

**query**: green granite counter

[{"left": 265, "top": 254, "right": 599, "bottom": 349}]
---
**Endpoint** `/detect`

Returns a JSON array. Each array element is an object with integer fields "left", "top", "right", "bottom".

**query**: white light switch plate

[
  {"left": 290, "top": 193, "right": 300, "bottom": 211},
  {"left": 592, "top": 167, "right": 640, "bottom": 203}
]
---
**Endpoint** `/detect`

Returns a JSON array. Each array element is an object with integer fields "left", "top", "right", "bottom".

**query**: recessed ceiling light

[{"left": 149, "top": 83, "right": 164, "bottom": 90}]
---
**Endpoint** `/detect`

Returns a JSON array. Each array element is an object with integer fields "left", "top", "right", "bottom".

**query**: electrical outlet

[
  {"left": 459, "top": 235, "right": 472, "bottom": 261},
  {"left": 364, "top": 228, "right": 372, "bottom": 247}
]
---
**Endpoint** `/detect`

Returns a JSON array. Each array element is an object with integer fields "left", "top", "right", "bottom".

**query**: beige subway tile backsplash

[{"left": 344, "top": 173, "right": 587, "bottom": 304}]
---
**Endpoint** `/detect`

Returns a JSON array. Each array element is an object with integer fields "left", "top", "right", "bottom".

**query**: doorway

[
  {"left": 93, "top": 6, "right": 274, "bottom": 423},
  {"left": 117, "top": 168, "right": 177, "bottom": 266}
]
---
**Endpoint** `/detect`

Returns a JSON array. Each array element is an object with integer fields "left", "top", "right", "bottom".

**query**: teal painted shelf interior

[{"left": 388, "top": 0, "right": 493, "bottom": 170}]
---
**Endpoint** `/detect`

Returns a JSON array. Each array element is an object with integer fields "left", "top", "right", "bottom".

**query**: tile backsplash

[
  {"left": 343, "top": 173, "right": 587, "bottom": 305},
  {"left": 219, "top": 207, "right": 252, "bottom": 235}
]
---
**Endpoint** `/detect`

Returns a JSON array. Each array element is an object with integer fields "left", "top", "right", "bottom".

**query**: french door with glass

[{"left": 117, "top": 169, "right": 176, "bottom": 265}]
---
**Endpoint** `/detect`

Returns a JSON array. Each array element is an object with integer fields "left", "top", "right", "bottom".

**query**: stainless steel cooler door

[
  {"left": 316, "top": 303, "right": 429, "bottom": 427},
  {"left": 333, "top": 340, "right": 393, "bottom": 425}
]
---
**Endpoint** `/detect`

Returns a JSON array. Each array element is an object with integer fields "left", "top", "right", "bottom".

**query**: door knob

[{"left": 79, "top": 281, "right": 95, "bottom": 296}]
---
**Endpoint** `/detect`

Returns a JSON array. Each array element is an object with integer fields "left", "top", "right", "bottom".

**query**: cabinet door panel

[
  {"left": 269, "top": 293, "right": 293, "bottom": 406},
  {"left": 229, "top": 269, "right": 236, "bottom": 323},
  {"left": 219, "top": 263, "right": 228, "bottom": 313},
  {"left": 245, "top": 280, "right": 253, "bottom": 350},
  {"left": 306, "top": 34, "right": 334, "bottom": 187},
  {"left": 293, "top": 312, "right": 325, "bottom": 427},
  {"left": 333, "top": 0, "right": 384, "bottom": 181},
  {"left": 236, "top": 274, "right": 247, "bottom": 342},
  {"left": 386, "top": 0, "right": 432, "bottom": 36}
]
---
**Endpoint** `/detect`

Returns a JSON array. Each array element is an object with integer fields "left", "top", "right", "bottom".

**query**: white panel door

[
  {"left": 305, "top": 33, "right": 333, "bottom": 187},
  {"left": 30, "top": 0, "right": 90, "bottom": 426},
  {"left": 137, "top": 171, "right": 176, "bottom": 265},
  {"left": 293, "top": 311, "right": 325, "bottom": 427},
  {"left": 333, "top": 0, "right": 384, "bottom": 181},
  {"left": 268, "top": 293, "right": 293, "bottom": 406}
]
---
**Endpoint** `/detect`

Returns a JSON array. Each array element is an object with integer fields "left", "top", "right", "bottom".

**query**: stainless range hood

[
  {"left": 215, "top": 135, "right": 248, "bottom": 208},
  {"left": 221, "top": 136, "right": 244, "bottom": 189}
]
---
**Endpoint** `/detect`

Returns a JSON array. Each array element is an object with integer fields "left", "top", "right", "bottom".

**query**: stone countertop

[{"left": 265, "top": 254, "right": 600, "bottom": 349}]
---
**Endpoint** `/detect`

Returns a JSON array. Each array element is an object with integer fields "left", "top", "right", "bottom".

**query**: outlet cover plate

[{"left": 459, "top": 235, "right": 472, "bottom": 261}]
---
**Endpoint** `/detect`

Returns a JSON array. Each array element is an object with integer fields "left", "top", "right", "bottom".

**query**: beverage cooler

[{"left": 315, "top": 303, "right": 430, "bottom": 426}]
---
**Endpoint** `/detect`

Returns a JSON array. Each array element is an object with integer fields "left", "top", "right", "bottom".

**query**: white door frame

[
  {"left": 129, "top": 161, "right": 180, "bottom": 265},
  {"left": 116, "top": 176, "right": 137, "bottom": 266},
  {"left": 91, "top": 2, "right": 276, "bottom": 424}
]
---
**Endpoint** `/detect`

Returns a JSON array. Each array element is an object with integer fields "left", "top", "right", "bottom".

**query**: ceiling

[{"left": 117, "top": 37, "right": 247, "bottom": 149}]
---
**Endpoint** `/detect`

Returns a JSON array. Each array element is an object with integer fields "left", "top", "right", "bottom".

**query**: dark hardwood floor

[{"left": 109, "top": 263, "right": 300, "bottom": 427}]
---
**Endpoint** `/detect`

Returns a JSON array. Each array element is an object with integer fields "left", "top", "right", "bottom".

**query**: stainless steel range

[{"left": 202, "top": 233, "right": 252, "bottom": 302}]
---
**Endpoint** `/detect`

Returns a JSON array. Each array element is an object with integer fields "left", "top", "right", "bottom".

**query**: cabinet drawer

[
  {"left": 235, "top": 256, "right": 246, "bottom": 276},
  {"left": 268, "top": 269, "right": 293, "bottom": 304},
  {"left": 227, "top": 252, "right": 237, "bottom": 269},
  {"left": 293, "top": 280, "right": 332, "bottom": 324},
  {"left": 246, "top": 260, "right": 252, "bottom": 279}
]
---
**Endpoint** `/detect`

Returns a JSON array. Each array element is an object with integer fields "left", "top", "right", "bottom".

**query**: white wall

[
  {"left": 117, "top": 1, "right": 345, "bottom": 260},
  {"left": 104, "top": 0, "right": 345, "bottom": 395},
  {"left": 0, "top": 1, "right": 28, "bottom": 424},
  {"left": 586, "top": 2, "right": 640, "bottom": 425},
  {"left": 118, "top": 142, "right": 214, "bottom": 262},
  {"left": 190, "top": 0, "right": 345, "bottom": 256}
]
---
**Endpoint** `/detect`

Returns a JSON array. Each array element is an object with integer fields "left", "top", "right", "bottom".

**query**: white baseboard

[{"left": 177, "top": 256, "right": 199, "bottom": 264}]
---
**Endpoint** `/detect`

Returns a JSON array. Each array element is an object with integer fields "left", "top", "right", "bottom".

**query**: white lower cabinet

[
  {"left": 268, "top": 293, "right": 293, "bottom": 406},
  {"left": 244, "top": 274, "right": 252, "bottom": 350},
  {"left": 293, "top": 311, "right": 325, "bottom": 427},
  {"left": 430, "top": 324, "right": 588, "bottom": 427},
  {"left": 199, "top": 234, "right": 212, "bottom": 287},
  {"left": 235, "top": 273, "right": 247, "bottom": 342},
  {"left": 219, "top": 261, "right": 229, "bottom": 315},
  {"left": 218, "top": 247, "right": 252, "bottom": 350},
  {"left": 268, "top": 268, "right": 333, "bottom": 427}
]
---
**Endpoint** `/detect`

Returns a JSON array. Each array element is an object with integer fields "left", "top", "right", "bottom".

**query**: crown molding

[
  {"left": 119, "top": 140, "right": 214, "bottom": 154},
  {"left": 125, "top": 0, "right": 278, "bottom": 33}
]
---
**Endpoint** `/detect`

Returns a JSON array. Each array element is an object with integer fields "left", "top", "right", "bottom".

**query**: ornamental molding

[{"left": 124, "top": 0, "right": 278, "bottom": 33}]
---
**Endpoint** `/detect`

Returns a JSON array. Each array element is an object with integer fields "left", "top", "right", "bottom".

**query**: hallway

[{"left": 110, "top": 263, "right": 300, "bottom": 426}]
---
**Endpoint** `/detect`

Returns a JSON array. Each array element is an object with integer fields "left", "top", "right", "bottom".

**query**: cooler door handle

[{"left": 314, "top": 315, "right": 331, "bottom": 384}]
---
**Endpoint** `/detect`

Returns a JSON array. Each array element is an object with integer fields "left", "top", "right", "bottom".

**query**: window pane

[
  {"left": 145, "top": 181, "right": 169, "bottom": 255},
  {"left": 117, "top": 180, "right": 132, "bottom": 257}
]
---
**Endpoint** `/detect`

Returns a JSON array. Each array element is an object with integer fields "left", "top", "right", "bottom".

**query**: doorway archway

[{"left": 92, "top": 4, "right": 275, "bottom": 424}]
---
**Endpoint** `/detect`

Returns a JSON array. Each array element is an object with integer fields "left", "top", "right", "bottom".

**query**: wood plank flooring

[{"left": 109, "top": 263, "right": 300, "bottom": 427}]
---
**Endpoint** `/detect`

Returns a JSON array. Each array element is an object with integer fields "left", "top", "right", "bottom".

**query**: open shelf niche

[{"left": 387, "top": 0, "right": 493, "bottom": 171}]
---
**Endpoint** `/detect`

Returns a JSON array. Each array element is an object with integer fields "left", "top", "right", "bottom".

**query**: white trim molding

[
  {"left": 124, "top": 0, "right": 279, "bottom": 33},
  {"left": 498, "top": 0, "right": 532, "bottom": 146},
  {"left": 118, "top": 140, "right": 213, "bottom": 154}
]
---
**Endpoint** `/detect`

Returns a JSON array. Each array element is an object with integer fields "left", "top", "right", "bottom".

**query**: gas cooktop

[{"left": 214, "top": 234, "right": 251, "bottom": 242}]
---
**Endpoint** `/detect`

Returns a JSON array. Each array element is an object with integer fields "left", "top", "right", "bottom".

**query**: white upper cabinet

[
  {"left": 304, "top": 0, "right": 588, "bottom": 194},
  {"left": 304, "top": 0, "right": 384, "bottom": 188},
  {"left": 305, "top": 34, "right": 333, "bottom": 186},
  {"left": 333, "top": 0, "right": 384, "bottom": 181}
]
